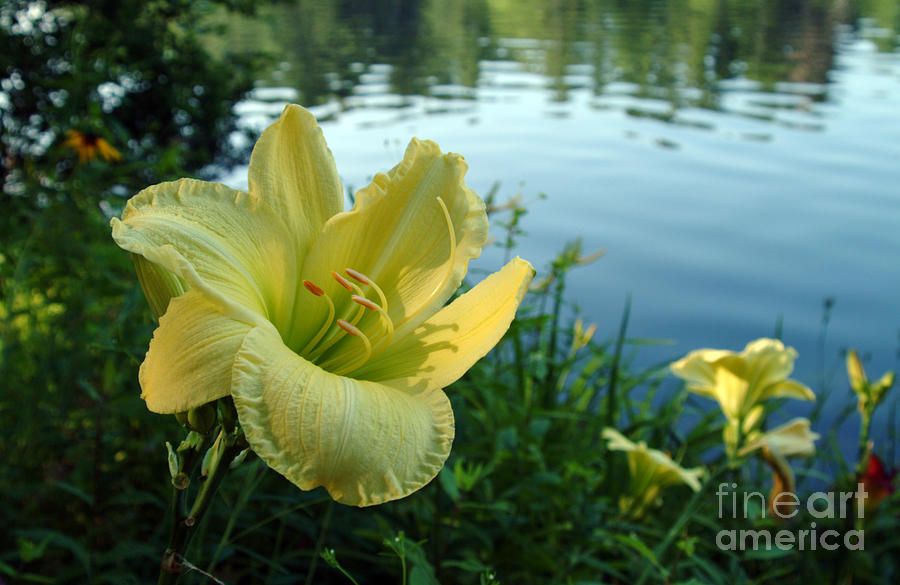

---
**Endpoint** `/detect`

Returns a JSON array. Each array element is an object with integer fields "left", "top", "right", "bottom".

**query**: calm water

[{"left": 213, "top": 1, "right": 900, "bottom": 446}]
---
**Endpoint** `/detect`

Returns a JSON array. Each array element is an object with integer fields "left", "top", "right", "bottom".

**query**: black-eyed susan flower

[
  {"left": 111, "top": 105, "right": 533, "bottom": 506},
  {"left": 63, "top": 130, "right": 122, "bottom": 163}
]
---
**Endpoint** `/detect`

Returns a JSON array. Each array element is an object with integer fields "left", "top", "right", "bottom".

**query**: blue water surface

[{"left": 216, "top": 6, "right": 900, "bottom": 455}]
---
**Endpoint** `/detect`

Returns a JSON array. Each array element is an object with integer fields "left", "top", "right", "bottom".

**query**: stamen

[
  {"left": 330, "top": 270, "right": 366, "bottom": 323},
  {"left": 345, "top": 268, "right": 389, "bottom": 315},
  {"left": 352, "top": 294, "right": 394, "bottom": 350},
  {"left": 331, "top": 271, "right": 355, "bottom": 291},
  {"left": 337, "top": 319, "right": 364, "bottom": 337},
  {"left": 325, "top": 319, "right": 373, "bottom": 375},
  {"left": 299, "top": 280, "right": 335, "bottom": 355},
  {"left": 303, "top": 280, "right": 325, "bottom": 296}
]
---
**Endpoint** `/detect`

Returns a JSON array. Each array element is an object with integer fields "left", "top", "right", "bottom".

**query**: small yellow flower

[
  {"left": 670, "top": 339, "right": 814, "bottom": 454},
  {"left": 63, "top": 130, "right": 122, "bottom": 163},
  {"left": 111, "top": 105, "right": 534, "bottom": 506},
  {"left": 739, "top": 418, "right": 819, "bottom": 516},
  {"left": 846, "top": 349, "right": 894, "bottom": 416},
  {"left": 602, "top": 428, "right": 704, "bottom": 518}
]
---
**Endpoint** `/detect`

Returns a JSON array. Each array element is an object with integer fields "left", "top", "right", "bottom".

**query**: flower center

[
  {"left": 299, "top": 269, "right": 391, "bottom": 375},
  {"left": 299, "top": 196, "right": 457, "bottom": 376}
]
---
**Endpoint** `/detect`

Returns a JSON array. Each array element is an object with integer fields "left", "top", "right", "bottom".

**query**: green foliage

[
  {"left": 0, "top": 1, "right": 263, "bottom": 582},
  {"left": 4, "top": 180, "right": 900, "bottom": 583},
  {"left": 2, "top": 2, "right": 899, "bottom": 583}
]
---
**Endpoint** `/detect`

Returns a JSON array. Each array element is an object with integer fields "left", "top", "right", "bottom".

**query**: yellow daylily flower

[
  {"left": 738, "top": 418, "right": 819, "bottom": 516},
  {"left": 111, "top": 105, "right": 534, "bottom": 506},
  {"left": 670, "top": 338, "right": 815, "bottom": 448},
  {"left": 602, "top": 428, "right": 705, "bottom": 518}
]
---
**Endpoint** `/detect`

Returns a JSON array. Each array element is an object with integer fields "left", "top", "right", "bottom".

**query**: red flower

[{"left": 861, "top": 453, "right": 896, "bottom": 515}]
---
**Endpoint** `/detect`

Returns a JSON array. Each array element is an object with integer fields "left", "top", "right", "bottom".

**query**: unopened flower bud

[
  {"left": 229, "top": 448, "right": 250, "bottom": 470},
  {"left": 177, "top": 430, "right": 204, "bottom": 453},
  {"left": 165, "top": 441, "right": 181, "bottom": 478},
  {"left": 201, "top": 431, "right": 225, "bottom": 478},
  {"left": 187, "top": 403, "right": 217, "bottom": 433}
]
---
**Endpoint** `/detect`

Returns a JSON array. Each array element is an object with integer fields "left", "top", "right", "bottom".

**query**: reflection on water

[
  {"left": 210, "top": 0, "right": 866, "bottom": 109},
  {"left": 212, "top": 0, "right": 900, "bottom": 447}
]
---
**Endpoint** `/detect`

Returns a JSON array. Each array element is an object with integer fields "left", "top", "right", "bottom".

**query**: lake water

[{"left": 212, "top": 1, "right": 900, "bottom": 447}]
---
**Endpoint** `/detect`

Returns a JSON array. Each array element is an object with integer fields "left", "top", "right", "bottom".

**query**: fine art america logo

[{"left": 715, "top": 483, "right": 867, "bottom": 551}]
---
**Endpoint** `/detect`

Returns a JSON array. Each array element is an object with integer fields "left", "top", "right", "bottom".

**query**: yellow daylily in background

[
  {"left": 602, "top": 428, "right": 705, "bottom": 518},
  {"left": 111, "top": 104, "right": 534, "bottom": 506},
  {"left": 846, "top": 349, "right": 894, "bottom": 417},
  {"left": 670, "top": 338, "right": 815, "bottom": 455},
  {"left": 738, "top": 418, "right": 819, "bottom": 516}
]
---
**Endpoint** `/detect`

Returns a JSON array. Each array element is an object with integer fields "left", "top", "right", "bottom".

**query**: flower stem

[{"left": 158, "top": 427, "right": 246, "bottom": 585}]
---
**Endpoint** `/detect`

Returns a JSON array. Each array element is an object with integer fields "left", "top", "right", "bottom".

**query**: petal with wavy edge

[
  {"left": 248, "top": 104, "right": 343, "bottom": 259},
  {"left": 140, "top": 290, "right": 254, "bottom": 413},
  {"left": 111, "top": 178, "right": 294, "bottom": 330},
  {"left": 292, "top": 138, "right": 488, "bottom": 351},
  {"left": 353, "top": 257, "right": 533, "bottom": 390},
  {"left": 231, "top": 324, "right": 454, "bottom": 506}
]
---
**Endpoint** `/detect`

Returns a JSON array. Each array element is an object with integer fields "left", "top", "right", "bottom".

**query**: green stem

[
  {"left": 605, "top": 295, "right": 631, "bottom": 430},
  {"left": 854, "top": 414, "right": 872, "bottom": 480},
  {"left": 304, "top": 500, "right": 335, "bottom": 585},
  {"left": 157, "top": 428, "right": 244, "bottom": 585},
  {"left": 635, "top": 467, "right": 724, "bottom": 585}
]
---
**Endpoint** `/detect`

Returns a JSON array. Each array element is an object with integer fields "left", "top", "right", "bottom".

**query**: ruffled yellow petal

[
  {"left": 292, "top": 138, "right": 489, "bottom": 350},
  {"left": 110, "top": 178, "right": 295, "bottom": 331},
  {"left": 231, "top": 324, "right": 454, "bottom": 507},
  {"left": 247, "top": 104, "right": 343, "bottom": 259},
  {"left": 353, "top": 257, "right": 533, "bottom": 390},
  {"left": 140, "top": 290, "right": 254, "bottom": 413}
]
